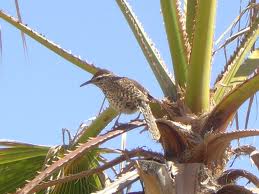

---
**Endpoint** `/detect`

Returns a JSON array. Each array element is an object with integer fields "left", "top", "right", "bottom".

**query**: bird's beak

[{"left": 80, "top": 80, "right": 92, "bottom": 87}]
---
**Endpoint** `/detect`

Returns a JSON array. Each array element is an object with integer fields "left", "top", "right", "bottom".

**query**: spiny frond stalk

[
  {"left": 22, "top": 148, "right": 161, "bottom": 193},
  {"left": 17, "top": 121, "right": 144, "bottom": 194},
  {"left": 116, "top": 0, "right": 177, "bottom": 99},
  {"left": 0, "top": 10, "right": 97, "bottom": 74},
  {"left": 186, "top": 0, "right": 217, "bottom": 113},
  {"left": 214, "top": 19, "right": 259, "bottom": 103},
  {"left": 161, "top": 0, "right": 190, "bottom": 87}
]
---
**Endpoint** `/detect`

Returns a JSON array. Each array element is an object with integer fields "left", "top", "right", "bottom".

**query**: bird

[{"left": 80, "top": 69, "right": 161, "bottom": 140}]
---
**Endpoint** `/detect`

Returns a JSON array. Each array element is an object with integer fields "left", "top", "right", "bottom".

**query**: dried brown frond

[
  {"left": 232, "top": 145, "right": 256, "bottom": 156},
  {"left": 217, "top": 169, "right": 259, "bottom": 187},
  {"left": 157, "top": 118, "right": 201, "bottom": 160},
  {"left": 189, "top": 130, "right": 259, "bottom": 165},
  {"left": 251, "top": 150, "right": 259, "bottom": 170}
]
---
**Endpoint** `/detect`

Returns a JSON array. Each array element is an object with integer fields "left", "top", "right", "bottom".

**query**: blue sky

[{"left": 0, "top": 0, "right": 258, "bottom": 187}]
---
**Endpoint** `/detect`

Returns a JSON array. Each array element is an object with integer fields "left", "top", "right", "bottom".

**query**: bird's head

[{"left": 80, "top": 69, "right": 114, "bottom": 87}]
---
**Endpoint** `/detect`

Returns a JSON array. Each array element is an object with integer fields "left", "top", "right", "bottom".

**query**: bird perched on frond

[{"left": 80, "top": 69, "right": 160, "bottom": 140}]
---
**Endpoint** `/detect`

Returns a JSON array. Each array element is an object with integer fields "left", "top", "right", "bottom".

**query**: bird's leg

[
  {"left": 113, "top": 113, "right": 122, "bottom": 128},
  {"left": 98, "top": 97, "right": 106, "bottom": 115},
  {"left": 136, "top": 112, "right": 142, "bottom": 120}
]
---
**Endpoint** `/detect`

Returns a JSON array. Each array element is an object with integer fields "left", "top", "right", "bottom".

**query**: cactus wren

[{"left": 80, "top": 69, "right": 160, "bottom": 140}]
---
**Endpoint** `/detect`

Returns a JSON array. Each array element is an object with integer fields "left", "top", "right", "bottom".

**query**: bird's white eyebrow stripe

[{"left": 96, "top": 74, "right": 113, "bottom": 78}]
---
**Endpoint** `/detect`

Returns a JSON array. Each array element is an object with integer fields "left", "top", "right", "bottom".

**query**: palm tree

[{"left": 0, "top": 0, "right": 259, "bottom": 193}]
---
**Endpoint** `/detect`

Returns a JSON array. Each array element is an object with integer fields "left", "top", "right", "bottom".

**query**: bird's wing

[
  {"left": 128, "top": 78, "right": 155, "bottom": 100},
  {"left": 115, "top": 77, "right": 154, "bottom": 100}
]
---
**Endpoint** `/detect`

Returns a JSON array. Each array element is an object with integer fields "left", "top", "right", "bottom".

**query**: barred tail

[{"left": 138, "top": 102, "right": 161, "bottom": 140}]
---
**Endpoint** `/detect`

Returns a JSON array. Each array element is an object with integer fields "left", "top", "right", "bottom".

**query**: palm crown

[{"left": 0, "top": 1, "right": 259, "bottom": 194}]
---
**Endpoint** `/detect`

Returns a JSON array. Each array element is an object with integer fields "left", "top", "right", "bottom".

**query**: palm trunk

[{"left": 137, "top": 160, "right": 203, "bottom": 194}]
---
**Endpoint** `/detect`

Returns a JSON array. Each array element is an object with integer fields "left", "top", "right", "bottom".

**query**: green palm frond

[
  {"left": 116, "top": 0, "right": 177, "bottom": 99},
  {"left": 0, "top": 140, "right": 49, "bottom": 194}
]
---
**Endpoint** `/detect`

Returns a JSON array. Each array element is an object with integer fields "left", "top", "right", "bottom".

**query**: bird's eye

[{"left": 95, "top": 77, "right": 102, "bottom": 81}]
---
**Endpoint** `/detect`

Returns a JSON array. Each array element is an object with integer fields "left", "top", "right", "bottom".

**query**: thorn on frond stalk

[
  {"left": 56, "top": 156, "right": 62, "bottom": 160},
  {"left": 15, "top": 0, "right": 29, "bottom": 60}
]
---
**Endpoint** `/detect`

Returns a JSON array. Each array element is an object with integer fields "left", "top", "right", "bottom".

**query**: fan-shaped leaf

[{"left": 0, "top": 141, "right": 49, "bottom": 194}]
